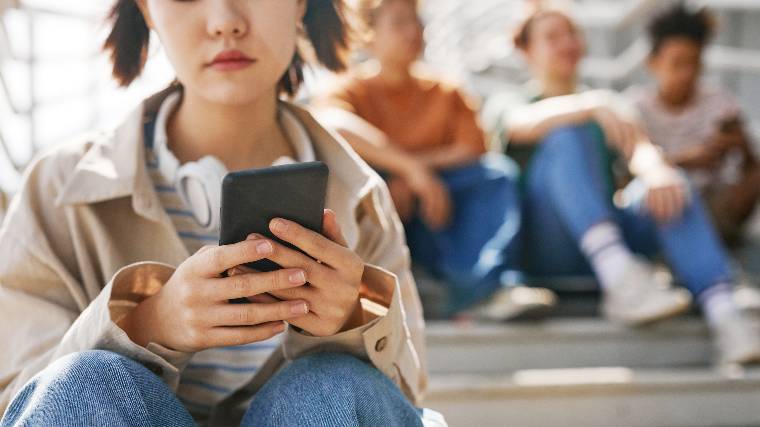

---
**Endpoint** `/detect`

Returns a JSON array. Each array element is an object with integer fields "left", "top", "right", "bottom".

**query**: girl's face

[
  {"left": 648, "top": 37, "right": 703, "bottom": 104},
  {"left": 370, "top": 0, "right": 424, "bottom": 70},
  {"left": 140, "top": 0, "right": 306, "bottom": 105},
  {"left": 523, "top": 13, "right": 584, "bottom": 82}
]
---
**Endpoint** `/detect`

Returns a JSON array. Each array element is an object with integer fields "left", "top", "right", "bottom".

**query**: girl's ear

[{"left": 135, "top": 0, "right": 154, "bottom": 29}]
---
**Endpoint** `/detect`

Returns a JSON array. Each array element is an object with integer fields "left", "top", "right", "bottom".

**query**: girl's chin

[{"left": 199, "top": 88, "right": 271, "bottom": 107}]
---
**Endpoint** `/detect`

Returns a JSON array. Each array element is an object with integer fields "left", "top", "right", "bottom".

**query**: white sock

[
  {"left": 580, "top": 222, "right": 636, "bottom": 290},
  {"left": 699, "top": 283, "right": 741, "bottom": 329}
]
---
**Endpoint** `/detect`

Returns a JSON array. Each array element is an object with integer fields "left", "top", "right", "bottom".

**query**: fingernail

[
  {"left": 290, "top": 301, "right": 309, "bottom": 315},
  {"left": 271, "top": 219, "right": 288, "bottom": 234},
  {"left": 247, "top": 233, "right": 262, "bottom": 241},
  {"left": 289, "top": 270, "right": 306, "bottom": 284},
  {"left": 256, "top": 241, "right": 273, "bottom": 255},
  {"left": 274, "top": 322, "right": 286, "bottom": 333}
]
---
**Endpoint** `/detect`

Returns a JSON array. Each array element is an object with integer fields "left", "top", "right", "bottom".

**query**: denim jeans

[
  {"left": 522, "top": 124, "right": 734, "bottom": 296},
  {"left": 403, "top": 153, "right": 524, "bottom": 313},
  {"left": 1, "top": 351, "right": 423, "bottom": 427}
]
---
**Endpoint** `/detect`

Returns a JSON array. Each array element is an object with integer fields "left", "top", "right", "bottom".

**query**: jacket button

[
  {"left": 144, "top": 363, "right": 163, "bottom": 376},
  {"left": 375, "top": 337, "right": 388, "bottom": 352}
]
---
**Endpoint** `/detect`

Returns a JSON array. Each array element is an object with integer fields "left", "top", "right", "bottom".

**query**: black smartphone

[{"left": 219, "top": 161, "right": 329, "bottom": 272}]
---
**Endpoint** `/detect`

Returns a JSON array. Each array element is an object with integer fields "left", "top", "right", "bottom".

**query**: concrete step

[
  {"left": 426, "top": 367, "right": 760, "bottom": 427},
  {"left": 426, "top": 318, "right": 715, "bottom": 374}
]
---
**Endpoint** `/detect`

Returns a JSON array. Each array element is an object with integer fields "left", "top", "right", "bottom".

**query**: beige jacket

[{"left": 0, "top": 89, "right": 427, "bottom": 418}]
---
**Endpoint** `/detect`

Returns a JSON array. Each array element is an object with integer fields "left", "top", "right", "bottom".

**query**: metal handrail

[{"left": 0, "top": 0, "right": 103, "bottom": 173}]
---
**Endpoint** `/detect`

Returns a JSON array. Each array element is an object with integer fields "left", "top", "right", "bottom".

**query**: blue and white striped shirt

[{"left": 144, "top": 92, "right": 315, "bottom": 415}]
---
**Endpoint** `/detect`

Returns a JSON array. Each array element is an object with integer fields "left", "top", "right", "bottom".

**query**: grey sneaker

[
  {"left": 713, "top": 313, "right": 760, "bottom": 365},
  {"left": 601, "top": 258, "right": 692, "bottom": 326},
  {"left": 468, "top": 286, "right": 558, "bottom": 322}
]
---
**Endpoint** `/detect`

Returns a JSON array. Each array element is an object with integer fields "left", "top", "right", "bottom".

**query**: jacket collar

[{"left": 56, "top": 86, "right": 377, "bottom": 222}]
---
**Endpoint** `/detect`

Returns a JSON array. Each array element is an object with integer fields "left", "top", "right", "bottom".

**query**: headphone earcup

[{"left": 176, "top": 156, "right": 228, "bottom": 232}]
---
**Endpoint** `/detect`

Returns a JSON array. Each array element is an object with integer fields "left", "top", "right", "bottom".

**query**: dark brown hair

[
  {"left": 513, "top": 8, "right": 576, "bottom": 51},
  {"left": 103, "top": 0, "right": 352, "bottom": 96},
  {"left": 648, "top": 3, "right": 714, "bottom": 56}
]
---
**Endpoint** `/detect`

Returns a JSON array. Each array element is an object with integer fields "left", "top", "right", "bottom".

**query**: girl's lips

[
  {"left": 209, "top": 58, "right": 255, "bottom": 71},
  {"left": 208, "top": 50, "right": 255, "bottom": 71}
]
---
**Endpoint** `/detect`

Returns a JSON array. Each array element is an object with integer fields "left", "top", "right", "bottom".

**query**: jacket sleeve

[
  {"left": 281, "top": 176, "right": 427, "bottom": 405},
  {"left": 0, "top": 153, "right": 191, "bottom": 413}
]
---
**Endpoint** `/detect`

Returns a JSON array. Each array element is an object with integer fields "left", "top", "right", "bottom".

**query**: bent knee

[
  {"left": 56, "top": 350, "right": 129, "bottom": 370},
  {"left": 286, "top": 353, "right": 377, "bottom": 381}
]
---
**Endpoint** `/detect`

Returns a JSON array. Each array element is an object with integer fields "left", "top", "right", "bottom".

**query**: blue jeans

[
  {"left": 522, "top": 124, "right": 734, "bottom": 296},
  {"left": 1, "top": 351, "right": 423, "bottom": 427},
  {"left": 403, "top": 153, "right": 524, "bottom": 312}
]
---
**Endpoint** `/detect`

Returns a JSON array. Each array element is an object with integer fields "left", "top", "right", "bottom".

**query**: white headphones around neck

[
  {"left": 153, "top": 93, "right": 228, "bottom": 233},
  {"left": 151, "top": 92, "right": 315, "bottom": 233}
]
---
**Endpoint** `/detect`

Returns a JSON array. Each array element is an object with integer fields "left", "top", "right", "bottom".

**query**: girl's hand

[
  {"left": 118, "top": 239, "right": 312, "bottom": 352},
  {"left": 245, "top": 210, "right": 365, "bottom": 337}
]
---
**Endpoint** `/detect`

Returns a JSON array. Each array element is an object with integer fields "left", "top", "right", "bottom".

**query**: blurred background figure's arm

[{"left": 316, "top": 107, "right": 452, "bottom": 229}]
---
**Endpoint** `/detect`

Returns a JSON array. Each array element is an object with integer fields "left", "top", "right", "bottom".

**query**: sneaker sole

[
  {"left": 605, "top": 299, "right": 692, "bottom": 327},
  {"left": 721, "top": 349, "right": 760, "bottom": 366},
  {"left": 471, "top": 302, "right": 557, "bottom": 322},
  {"left": 500, "top": 302, "right": 556, "bottom": 322}
]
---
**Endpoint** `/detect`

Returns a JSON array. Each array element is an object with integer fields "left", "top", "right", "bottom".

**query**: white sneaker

[
  {"left": 713, "top": 313, "right": 760, "bottom": 365},
  {"left": 468, "top": 286, "right": 558, "bottom": 322},
  {"left": 734, "top": 285, "right": 760, "bottom": 315},
  {"left": 601, "top": 259, "right": 692, "bottom": 326}
]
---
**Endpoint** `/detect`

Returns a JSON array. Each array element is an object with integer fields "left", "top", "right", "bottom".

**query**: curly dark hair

[{"left": 648, "top": 3, "right": 714, "bottom": 55}]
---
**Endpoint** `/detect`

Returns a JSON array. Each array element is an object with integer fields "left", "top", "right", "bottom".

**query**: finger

[
  {"left": 655, "top": 190, "right": 673, "bottom": 222},
  {"left": 666, "top": 186, "right": 686, "bottom": 220},
  {"left": 209, "top": 299, "right": 310, "bottom": 327},
  {"left": 431, "top": 195, "right": 447, "bottom": 230},
  {"left": 268, "top": 285, "right": 319, "bottom": 305},
  {"left": 600, "top": 117, "right": 622, "bottom": 148},
  {"left": 227, "top": 266, "right": 313, "bottom": 303},
  {"left": 623, "top": 124, "right": 639, "bottom": 156},
  {"left": 656, "top": 191, "right": 670, "bottom": 222},
  {"left": 192, "top": 237, "right": 274, "bottom": 277},
  {"left": 270, "top": 218, "right": 359, "bottom": 271},
  {"left": 647, "top": 191, "right": 663, "bottom": 222},
  {"left": 322, "top": 209, "right": 348, "bottom": 247},
  {"left": 210, "top": 268, "right": 307, "bottom": 301},
  {"left": 258, "top": 238, "right": 338, "bottom": 289},
  {"left": 611, "top": 119, "right": 626, "bottom": 148},
  {"left": 672, "top": 185, "right": 687, "bottom": 217},
  {"left": 206, "top": 322, "right": 287, "bottom": 348},
  {"left": 421, "top": 193, "right": 439, "bottom": 230}
]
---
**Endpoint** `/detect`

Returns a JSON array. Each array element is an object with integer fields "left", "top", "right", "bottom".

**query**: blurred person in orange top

[{"left": 317, "top": 0, "right": 557, "bottom": 320}]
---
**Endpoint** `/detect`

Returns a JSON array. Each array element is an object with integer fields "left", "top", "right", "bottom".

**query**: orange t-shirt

[{"left": 323, "top": 71, "right": 486, "bottom": 154}]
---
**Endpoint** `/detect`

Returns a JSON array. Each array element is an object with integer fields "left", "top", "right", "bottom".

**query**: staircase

[
  {"left": 418, "top": 9, "right": 760, "bottom": 421},
  {"left": 424, "top": 318, "right": 760, "bottom": 426}
]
